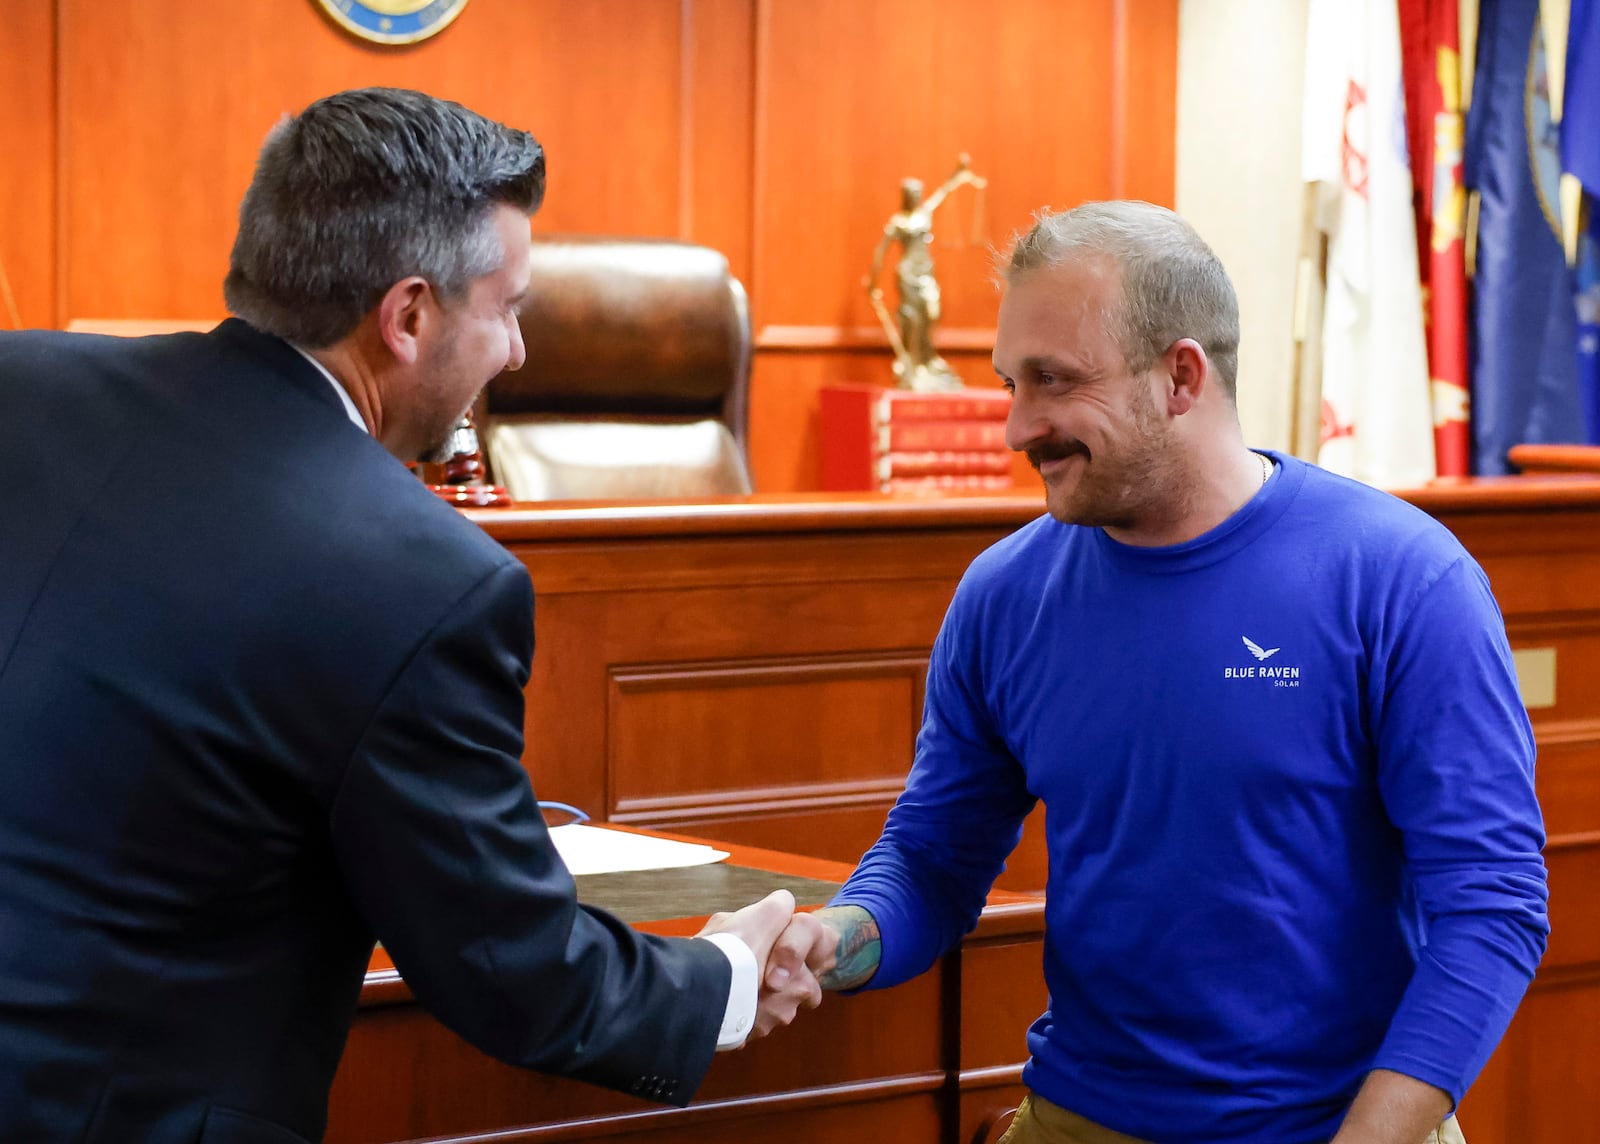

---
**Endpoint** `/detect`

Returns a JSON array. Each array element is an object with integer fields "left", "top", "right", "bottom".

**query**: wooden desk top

[
  {"left": 461, "top": 475, "right": 1600, "bottom": 542},
  {"left": 333, "top": 828, "right": 1048, "bottom": 1144},
  {"left": 464, "top": 489, "right": 1049, "bottom": 540},
  {"left": 359, "top": 827, "right": 1044, "bottom": 1007}
]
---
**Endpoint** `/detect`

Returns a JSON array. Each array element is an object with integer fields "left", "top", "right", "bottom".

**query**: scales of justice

[{"left": 864, "top": 154, "right": 988, "bottom": 392}]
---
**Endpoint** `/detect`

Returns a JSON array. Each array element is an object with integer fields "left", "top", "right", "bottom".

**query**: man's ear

[
  {"left": 375, "top": 277, "right": 433, "bottom": 366},
  {"left": 1162, "top": 338, "right": 1209, "bottom": 416}
]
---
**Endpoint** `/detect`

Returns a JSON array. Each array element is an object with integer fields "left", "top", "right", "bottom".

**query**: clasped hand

[{"left": 696, "top": 891, "right": 841, "bottom": 1042}]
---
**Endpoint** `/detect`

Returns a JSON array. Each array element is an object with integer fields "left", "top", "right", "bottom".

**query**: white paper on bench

[{"left": 549, "top": 824, "right": 731, "bottom": 876}]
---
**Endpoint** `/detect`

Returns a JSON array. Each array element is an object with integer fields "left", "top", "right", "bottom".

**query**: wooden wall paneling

[
  {"left": 1509, "top": 970, "right": 1600, "bottom": 1143},
  {"left": 1444, "top": 509, "right": 1600, "bottom": 616},
  {"left": 55, "top": 0, "right": 689, "bottom": 321},
  {"left": 509, "top": 524, "right": 1003, "bottom": 595},
  {"left": 1510, "top": 617, "right": 1600, "bottom": 722},
  {"left": 752, "top": 0, "right": 1121, "bottom": 335},
  {"left": 644, "top": 804, "right": 896, "bottom": 868},
  {"left": 329, "top": 971, "right": 950, "bottom": 1142},
  {"left": 1455, "top": 1035, "right": 1512, "bottom": 1144},
  {"left": 490, "top": 1093, "right": 947, "bottom": 1143},
  {"left": 606, "top": 654, "right": 925, "bottom": 801},
  {"left": 750, "top": 351, "right": 856, "bottom": 493},
  {"left": 1117, "top": 0, "right": 1181, "bottom": 204},
  {"left": 1462, "top": 965, "right": 1600, "bottom": 1144},
  {"left": 1001, "top": 812, "right": 1048, "bottom": 892},
  {"left": 956, "top": 939, "right": 1051, "bottom": 1069},
  {"left": 517, "top": 547, "right": 966, "bottom": 859},
  {"left": 1534, "top": 737, "right": 1600, "bottom": 839},
  {"left": 491, "top": 506, "right": 1051, "bottom": 889},
  {"left": 327, "top": 839, "right": 1046, "bottom": 1143},
  {"left": 952, "top": 938, "right": 1047, "bottom": 1143},
  {"left": 746, "top": 0, "right": 1177, "bottom": 490},
  {"left": 683, "top": 0, "right": 756, "bottom": 285},
  {"left": 0, "top": 0, "right": 56, "bottom": 329},
  {"left": 605, "top": 652, "right": 923, "bottom": 868},
  {"left": 1507, "top": 615, "right": 1600, "bottom": 850},
  {"left": 1542, "top": 842, "right": 1600, "bottom": 971},
  {"left": 521, "top": 592, "right": 613, "bottom": 823}
]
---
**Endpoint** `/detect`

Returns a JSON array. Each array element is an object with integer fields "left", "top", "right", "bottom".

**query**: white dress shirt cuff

[{"left": 699, "top": 932, "right": 759, "bottom": 1050}]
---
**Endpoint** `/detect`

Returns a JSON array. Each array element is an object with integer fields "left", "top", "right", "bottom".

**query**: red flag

[{"left": 1400, "top": 0, "right": 1473, "bottom": 475}]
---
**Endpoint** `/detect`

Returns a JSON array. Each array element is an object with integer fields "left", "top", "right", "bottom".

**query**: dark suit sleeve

[{"left": 327, "top": 560, "right": 728, "bottom": 1105}]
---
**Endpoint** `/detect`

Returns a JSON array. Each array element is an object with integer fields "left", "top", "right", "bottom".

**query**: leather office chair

[{"left": 479, "top": 235, "right": 754, "bottom": 501}]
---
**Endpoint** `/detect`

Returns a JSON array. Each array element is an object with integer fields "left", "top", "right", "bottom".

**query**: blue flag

[
  {"left": 1566, "top": 0, "right": 1600, "bottom": 442},
  {"left": 1565, "top": 0, "right": 1600, "bottom": 192},
  {"left": 1464, "top": 0, "right": 1588, "bottom": 473},
  {"left": 1578, "top": 229, "right": 1600, "bottom": 443}
]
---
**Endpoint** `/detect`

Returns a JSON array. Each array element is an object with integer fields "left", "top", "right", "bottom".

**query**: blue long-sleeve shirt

[{"left": 834, "top": 454, "right": 1548, "bottom": 1143}]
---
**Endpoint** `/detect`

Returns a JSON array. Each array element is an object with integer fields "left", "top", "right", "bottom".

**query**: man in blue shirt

[{"left": 770, "top": 202, "right": 1547, "bottom": 1143}]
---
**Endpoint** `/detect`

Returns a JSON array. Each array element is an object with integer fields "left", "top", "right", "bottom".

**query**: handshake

[{"left": 696, "top": 889, "right": 880, "bottom": 1044}]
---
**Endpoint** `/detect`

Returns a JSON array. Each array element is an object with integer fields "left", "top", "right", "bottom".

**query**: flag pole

[{"left": 1289, "top": 181, "right": 1326, "bottom": 461}]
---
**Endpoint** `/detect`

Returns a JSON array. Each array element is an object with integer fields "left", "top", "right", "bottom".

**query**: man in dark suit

[{"left": 0, "top": 88, "right": 801, "bottom": 1143}]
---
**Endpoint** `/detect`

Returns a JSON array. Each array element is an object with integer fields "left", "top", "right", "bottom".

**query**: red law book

[
  {"left": 820, "top": 384, "right": 1014, "bottom": 490},
  {"left": 818, "top": 382, "right": 1011, "bottom": 426},
  {"left": 876, "top": 420, "right": 1008, "bottom": 452},
  {"left": 876, "top": 450, "right": 1014, "bottom": 480},
  {"left": 882, "top": 474, "right": 1015, "bottom": 494},
  {"left": 870, "top": 388, "right": 1011, "bottom": 422}
]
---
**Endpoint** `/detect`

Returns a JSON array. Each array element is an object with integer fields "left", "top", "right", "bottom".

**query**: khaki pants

[{"left": 996, "top": 1091, "right": 1468, "bottom": 1144}]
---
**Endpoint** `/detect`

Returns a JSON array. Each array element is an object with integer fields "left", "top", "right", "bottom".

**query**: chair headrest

[
  {"left": 489, "top": 236, "right": 750, "bottom": 416},
  {"left": 486, "top": 419, "right": 753, "bottom": 501}
]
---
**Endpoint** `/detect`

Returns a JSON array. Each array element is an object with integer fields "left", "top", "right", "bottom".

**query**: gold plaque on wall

[{"left": 315, "top": 0, "right": 469, "bottom": 46}]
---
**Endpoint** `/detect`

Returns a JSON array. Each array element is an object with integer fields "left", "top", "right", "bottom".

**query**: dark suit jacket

[{"left": 0, "top": 320, "right": 729, "bottom": 1143}]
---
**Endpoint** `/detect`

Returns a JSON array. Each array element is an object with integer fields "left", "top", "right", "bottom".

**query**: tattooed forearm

[{"left": 813, "top": 905, "right": 881, "bottom": 991}]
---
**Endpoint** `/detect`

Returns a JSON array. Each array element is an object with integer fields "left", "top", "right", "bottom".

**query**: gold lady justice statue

[{"left": 865, "top": 154, "right": 988, "bottom": 392}]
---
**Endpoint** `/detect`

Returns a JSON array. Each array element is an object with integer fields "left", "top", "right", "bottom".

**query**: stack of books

[{"left": 819, "top": 383, "right": 1014, "bottom": 493}]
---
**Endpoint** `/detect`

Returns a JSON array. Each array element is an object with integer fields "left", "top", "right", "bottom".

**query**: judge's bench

[{"left": 325, "top": 478, "right": 1600, "bottom": 1144}]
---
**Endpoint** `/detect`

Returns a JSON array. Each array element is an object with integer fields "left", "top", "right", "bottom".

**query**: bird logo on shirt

[{"left": 1242, "top": 636, "right": 1280, "bottom": 661}]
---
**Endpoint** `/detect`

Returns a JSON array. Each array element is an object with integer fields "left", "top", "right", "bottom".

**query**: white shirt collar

[{"left": 291, "top": 345, "right": 368, "bottom": 433}]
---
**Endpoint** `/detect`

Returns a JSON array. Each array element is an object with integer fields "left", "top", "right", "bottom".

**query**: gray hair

[
  {"left": 1003, "top": 201, "right": 1241, "bottom": 398},
  {"left": 224, "top": 87, "right": 545, "bottom": 347}
]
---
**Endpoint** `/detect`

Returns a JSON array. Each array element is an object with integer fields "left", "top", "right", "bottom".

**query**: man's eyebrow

[{"left": 1000, "top": 354, "right": 1083, "bottom": 378}]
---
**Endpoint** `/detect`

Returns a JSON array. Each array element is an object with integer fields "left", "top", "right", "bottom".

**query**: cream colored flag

[{"left": 1302, "top": 0, "right": 1438, "bottom": 486}]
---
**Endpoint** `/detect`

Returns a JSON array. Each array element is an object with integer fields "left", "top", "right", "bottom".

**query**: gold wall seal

[{"left": 315, "top": 0, "right": 469, "bottom": 46}]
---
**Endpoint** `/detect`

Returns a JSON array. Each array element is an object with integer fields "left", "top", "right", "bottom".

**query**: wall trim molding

[{"left": 756, "top": 324, "right": 997, "bottom": 353}]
